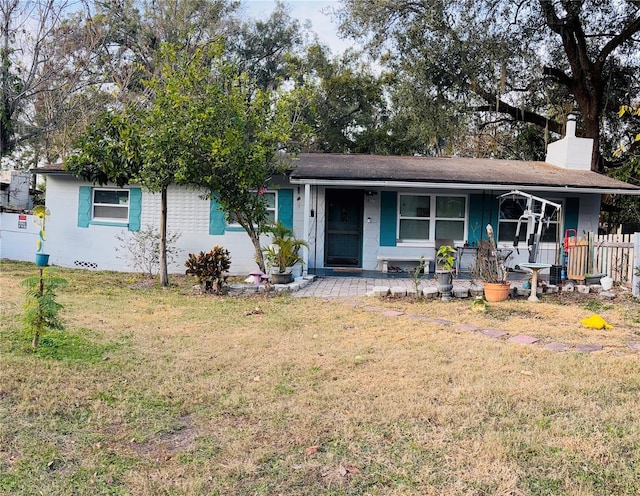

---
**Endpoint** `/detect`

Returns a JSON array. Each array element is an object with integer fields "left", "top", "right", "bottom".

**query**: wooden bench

[{"left": 377, "top": 255, "right": 433, "bottom": 273}]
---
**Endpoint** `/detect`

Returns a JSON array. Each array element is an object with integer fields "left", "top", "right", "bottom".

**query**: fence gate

[{"left": 566, "top": 233, "right": 636, "bottom": 287}]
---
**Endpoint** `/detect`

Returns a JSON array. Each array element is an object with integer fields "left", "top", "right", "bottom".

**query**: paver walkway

[{"left": 293, "top": 276, "right": 443, "bottom": 298}]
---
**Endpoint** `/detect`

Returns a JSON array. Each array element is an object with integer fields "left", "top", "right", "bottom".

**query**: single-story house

[{"left": 33, "top": 116, "right": 640, "bottom": 276}]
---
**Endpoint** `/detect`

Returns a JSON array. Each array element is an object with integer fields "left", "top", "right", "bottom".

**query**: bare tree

[{"left": 1, "top": 1, "right": 102, "bottom": 159}]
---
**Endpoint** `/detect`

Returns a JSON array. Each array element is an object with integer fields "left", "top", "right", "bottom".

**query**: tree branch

[
  {"left": 542, "top": 65, "right": 574, "bottom": 87},
  {"left": 469, "top": 81, "right": 563, "bottom": 134},
  {"left": 596, "top": 15, "right": 640, "bottom": 72}
]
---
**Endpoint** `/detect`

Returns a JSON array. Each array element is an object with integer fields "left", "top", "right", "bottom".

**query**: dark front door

[{"left": 325, "top": 189, "right": 363, "bottom": 267}]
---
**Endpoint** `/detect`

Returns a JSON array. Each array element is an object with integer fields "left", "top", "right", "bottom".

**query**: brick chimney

[{"left": 545, "top": 114, "right": 593, "bottom": 171}]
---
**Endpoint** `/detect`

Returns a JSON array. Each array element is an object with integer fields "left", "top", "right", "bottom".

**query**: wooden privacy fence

[{"left": 566, "top": 233, "right": 636, "bottom": 287}]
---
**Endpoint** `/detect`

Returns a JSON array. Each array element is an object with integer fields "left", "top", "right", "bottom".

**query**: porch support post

[
  {"left": 633, "top": 232, "right": 640, "bottom": 298},
  {"left": 302, "top": 183, "right": 311, "bottom": 276}
]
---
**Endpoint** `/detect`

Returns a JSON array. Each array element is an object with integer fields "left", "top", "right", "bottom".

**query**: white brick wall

[{"left": 40, "top": 177, "right": 270, "bottom": 275}]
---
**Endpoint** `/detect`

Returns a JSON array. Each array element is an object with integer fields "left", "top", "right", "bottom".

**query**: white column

[{"left": 302, "top": 183, "right": 311, "bottom": 276}]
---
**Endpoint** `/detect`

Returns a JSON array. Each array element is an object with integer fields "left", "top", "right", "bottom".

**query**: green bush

[
  {"left": 184, "top": 245, "right": 231, "bottom": 293},
  {"left": 21, "top": 269, "right": 68, "bottom": 349}
]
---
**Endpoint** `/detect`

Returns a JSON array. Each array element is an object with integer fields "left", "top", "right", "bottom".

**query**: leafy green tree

[
  {"left": 307, "top": 47, "right": 390, "bottom": 153},
  {"left": 169, "top": 65, "right": 303, "bottom": 272},
  {"left": 65, "top": 110, "right": 142, "bottom": 188},
  {"left": 338, "top": 0, "right": 640, "bottom": 169},
  {"left": 66, "top": 45, "right": 205, "bottom": 287},
  {"left": 226, "top": 1, "right": 304, "bottom": 91},
  {"left": 68, "top": 44, "right": 302, "bottom": 278},
  {"left": 606, "top": 104, "right": 640, "bottom": 229}
]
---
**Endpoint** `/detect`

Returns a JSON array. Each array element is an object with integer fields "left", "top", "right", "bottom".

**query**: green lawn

[{"left": 1, "top": 260, "right": 640, "bottom": 495}]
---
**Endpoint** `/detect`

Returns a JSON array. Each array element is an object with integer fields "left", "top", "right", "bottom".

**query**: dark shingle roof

[
  {"left": 34, "top": 154, "right": 640, "bottom": 194},
  {"left": 289, "top": 153, "right": 640, "bottom": 193}
]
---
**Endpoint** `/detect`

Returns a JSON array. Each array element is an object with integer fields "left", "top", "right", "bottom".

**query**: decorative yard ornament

[
  {"left": 33, "top": 205, "right": 51, "bottom": 266},
  {"left": 580, "top": 314, "right": 613, "bottom": 330}
]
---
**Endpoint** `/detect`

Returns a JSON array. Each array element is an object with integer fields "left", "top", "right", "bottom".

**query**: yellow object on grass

[{"left": 580, "top": 314, "right": 613, "bottom": 330}]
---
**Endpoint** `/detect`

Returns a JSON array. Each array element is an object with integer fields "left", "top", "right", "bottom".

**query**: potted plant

[
  {"left": 472, "top": 225, "right": 511, "bottom": 302},
  {"left": 435, "top": 244, "right": 456, "bottom": 301},
  {"left": 33, "top": 205, "right": 50, "bottom": 267},
  {"left": 262, "top": 221, "right": 308, "bottom": 284}
]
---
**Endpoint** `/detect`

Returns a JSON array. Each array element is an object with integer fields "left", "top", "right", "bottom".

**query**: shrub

[
  {"left": 185, "top": 245, "right": 231, "bottom": 293},
  {"left": 116, "top": 225, "right": 181, "bottom": 277},
  {"left": 21, "top": 269, "right": 68, "bottom": 349}
]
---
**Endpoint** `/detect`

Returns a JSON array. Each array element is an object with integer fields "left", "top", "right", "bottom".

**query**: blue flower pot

[{"left": 35, "top": 253, "right": 50, "bottom": 267}]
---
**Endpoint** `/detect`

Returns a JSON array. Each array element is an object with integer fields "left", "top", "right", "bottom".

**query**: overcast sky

[{"left": 241, "top": 1, "right": 350, "bottom": 54}]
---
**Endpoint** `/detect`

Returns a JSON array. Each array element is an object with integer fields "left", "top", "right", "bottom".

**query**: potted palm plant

[
  {"left": 435, "top": 244, "right": 456, "bottom": 301},
  {"left": 262, "top": 221, "right": 308, "bottom": 284}
]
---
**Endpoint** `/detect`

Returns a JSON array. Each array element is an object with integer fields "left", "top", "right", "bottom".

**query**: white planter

[
  {"left": 600, "top": 276, "right": 613, "bottom": 291},
  {"left": 288, "top": 263, "right": 303, "bottom": 278}
]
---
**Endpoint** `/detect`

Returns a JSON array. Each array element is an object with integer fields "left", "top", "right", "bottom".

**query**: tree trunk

[
  {"left": 583, "top": 114, "right": 602, "bottom": 172},
  {"left": 159, "top": 187, "right": 169, "bottom": 286},
  {"left": 236, "top": 213, "right": 266, "bottom": 273},
  {"left": 249, "top": 227, "right": 266, "bottom": 273},
  {"left": 32, "top": 268, "right": 44, "bottom": 349}
]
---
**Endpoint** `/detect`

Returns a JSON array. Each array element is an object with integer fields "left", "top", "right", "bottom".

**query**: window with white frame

[
  {"left": 398, "top": 194, "right": 466, "bottom": 242},
  {"left": 228, "top": 191, "right": 277, "bottom": 225},
  {"left": 435, "top": 196, "right": 466, "bottom": 240},
  {"left": 399, "top": 194, "right": 430, "bottom": 240},
  {"left": 263, "top": 191, "right": 277, "bottom": 224},
  {"left": 498, "top": 197, "right": 561, "bottom": 244},
  {"left": 92, "top": 189, "right": 129, "bottom": 222}
]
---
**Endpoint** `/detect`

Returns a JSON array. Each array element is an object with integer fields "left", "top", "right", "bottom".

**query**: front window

[
  {"left": 228, "top": 191, "right": 277, "bottom": 226},
  {"left": 93, "top": 189, "right": 129, "bottom": 222},
  {"left": 435, "top": 196, "right": 465, "bottom": 240},
  {"left": 263, "top": 192, "right": 277, "bottom": 224},
  {"left": 399, "top": 194, "right": 430, "bottom": 240},
  {"left": 398, "top": 194, "right": 466, "bottom": 242},
  {"left": 498, "top": 197, "right": 561, "bottom": 243}
]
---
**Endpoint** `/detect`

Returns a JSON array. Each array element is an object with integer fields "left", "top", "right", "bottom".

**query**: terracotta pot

[{"left": 483, "top": 282, "right": 511, "bottom": 302}]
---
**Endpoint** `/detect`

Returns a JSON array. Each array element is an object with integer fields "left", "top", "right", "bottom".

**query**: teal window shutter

[
  {"left": 278, "top": 189, "right": 294, "bottom": 229},
  {"left": 564, "top": 197, "right": 579, "bottom": 232},
  {"left": 467, "top": 194, "right": 484, "bottom": 244},
  {"left": 209, "top": 196, "right": 226, "bottom": 235},
  {"left": 380, "top": 191, "right": 397, "bottom": 247},
  {"left": 77, "top": 186, "right": 91, "bottom": 228},
  {"left": 468, "top": 193, "right": 499, "bottom": 243},
  {"left": 128, "top": 188, "right": 142, "bottom": 232}
]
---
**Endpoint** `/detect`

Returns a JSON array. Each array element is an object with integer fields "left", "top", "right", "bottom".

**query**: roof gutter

[
  {"left": 287, "top": 178, "right": 640, "bottom": 195},
  {"left": 29, "top": 168, "right": 69, "bottom": 175}
]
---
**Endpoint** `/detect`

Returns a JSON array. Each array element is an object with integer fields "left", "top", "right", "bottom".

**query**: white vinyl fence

[
  {"left": 0, "top": 212, "right": 39, "bottom": 263},
  {"left": 566, "top": 232, "right": 640, "bottom": 294}
]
